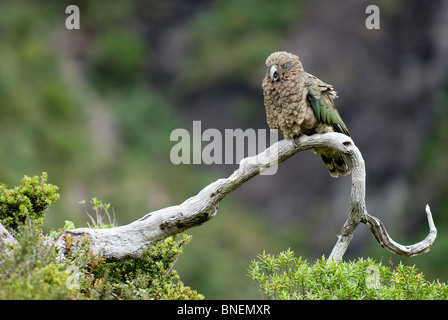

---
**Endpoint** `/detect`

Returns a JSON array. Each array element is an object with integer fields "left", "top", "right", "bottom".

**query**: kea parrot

[{"left": 262, "top": 51, "right": 351, "bottom": 178}]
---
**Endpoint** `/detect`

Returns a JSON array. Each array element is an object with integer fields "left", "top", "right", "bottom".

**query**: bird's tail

[{"left": 314, "top": 148, "right": 350, "bottom": 178}]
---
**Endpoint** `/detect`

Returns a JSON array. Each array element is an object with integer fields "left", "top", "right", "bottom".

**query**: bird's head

[{"left": 265, "top": 51, "right": 303, "bottom": 83}]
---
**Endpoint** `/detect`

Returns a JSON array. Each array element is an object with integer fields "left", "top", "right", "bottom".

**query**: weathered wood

[
  {"left": 363, "top": 205, "right": 436, "bottom": 257},
  {"left": 52, "top": 132, "right": 436, "bottom": 261},
  {"left": 327, "top": 135, "right": 436, "bottom": 261}
]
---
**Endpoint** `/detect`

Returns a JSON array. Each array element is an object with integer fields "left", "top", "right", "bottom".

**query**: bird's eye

[
  {"left": 269, "top": 65, "right": 280, "bottom": 82},
  {"left": 281, "top": 61, "right": 294, "bottom": 69}
]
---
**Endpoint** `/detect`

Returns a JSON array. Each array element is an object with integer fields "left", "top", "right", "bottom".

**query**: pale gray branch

[
  {"left": 363, "top": 205, "right": 437, "bottom": 257},
  {"left": 327, "top": 135, "right": 437, "bottom": 261},
  {"left": 0, "top": 222, "right": 18, "bottom": 255},
  {"left": 52, "top": 132, "right": 436, "bottom": 261}
]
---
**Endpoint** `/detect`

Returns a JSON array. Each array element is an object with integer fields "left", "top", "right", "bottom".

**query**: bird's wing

[{"left": 304, "top": 73, "right": 350, "bottom": 136}]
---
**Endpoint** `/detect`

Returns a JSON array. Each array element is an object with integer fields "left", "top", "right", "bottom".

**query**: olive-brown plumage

[{"left": 262, "top": 51, "right": 350, "bottom": 177}]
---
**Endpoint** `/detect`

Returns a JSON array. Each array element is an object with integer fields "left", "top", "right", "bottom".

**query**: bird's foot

[{"left": 292, "top": 134, "right": 303, "bottom": 145}]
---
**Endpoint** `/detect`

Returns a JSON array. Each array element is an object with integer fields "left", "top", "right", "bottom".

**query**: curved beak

[{"left": 269, "top": 65, "right": 278, "bottom": 82}]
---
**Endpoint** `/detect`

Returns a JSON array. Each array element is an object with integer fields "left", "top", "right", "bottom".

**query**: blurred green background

[{"left": 1, "top": 0, "right": 448, "bottom": 299}]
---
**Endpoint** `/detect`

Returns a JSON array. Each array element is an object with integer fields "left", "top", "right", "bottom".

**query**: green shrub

[
  {"left": 0, "top": 175, "right": 203, "bottom": 300},
  {"left": 1, "top": 219, "right": 202, "bottom": 300},
  {"left": 64, "top": 231, "right": 203, "bottom": 300},
  {"left": 0, "top": 172, "right": 59, "bottom": 232},
  {"left": 0, "top": 220, "right": 74, "bottom": 299},
  {"left": 248, "top": 249, "right": 448, "bottom": 300}
]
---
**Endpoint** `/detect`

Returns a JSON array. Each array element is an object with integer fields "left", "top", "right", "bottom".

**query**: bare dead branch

[
  {"left": 51, "top": 132, "right": 435, "bottom": 261},
  {"left": 327, "top": 135, "right": 436, "bottom": 261},
  {"left": 363, "top": 205, "right": 436, "bottom": 257}
]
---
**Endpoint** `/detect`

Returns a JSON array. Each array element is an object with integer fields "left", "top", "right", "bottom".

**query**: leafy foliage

[
  {"left": 248, "top": 249, "right": 448, "bottom": 300},
  {"left": 80, "top": 234, "right": 203, "bottom": 300},
  {"left": 0, "top": 175, "right": 203, "bottom": 300},
  {"left": 63, "top": 230, "right": 203, "bottom": 300},
  {"left": 0, "top": 220, "right": 74, "bottom": 299},
  {"left": 0, "top": 172, "right": 59, "bottom": 232}
]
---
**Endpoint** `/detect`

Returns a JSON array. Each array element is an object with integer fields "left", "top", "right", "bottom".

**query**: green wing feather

[{"left": 305, "top": 73, "right": 350, "bottom": 136}]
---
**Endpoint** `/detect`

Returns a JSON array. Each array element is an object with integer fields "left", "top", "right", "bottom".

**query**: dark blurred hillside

[
  {"left": 1, "top": 0, "right": 448, "bottom": 299},
  {"left": 144, "top": 0, "right": 448, "bottom": 255}
]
